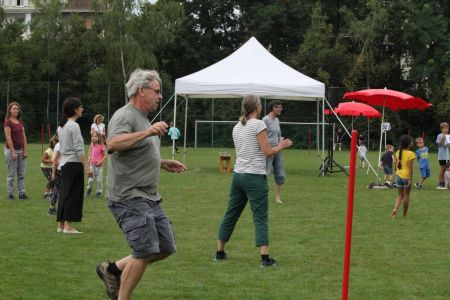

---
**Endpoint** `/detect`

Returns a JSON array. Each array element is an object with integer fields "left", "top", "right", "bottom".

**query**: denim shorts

[
  {"left": 383, "top": 166, "right": 393, "bottom": 175},
  {"left": 419, "top": 168, "right": 430, "bottom": 179},
  {"left": 107, "top": 197, "right": 176, "bottom": 258},
  {"left": 395, "top": 177, "right": 410, "bottom": 188}
]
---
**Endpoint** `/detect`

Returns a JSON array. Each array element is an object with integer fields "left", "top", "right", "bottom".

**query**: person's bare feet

[
  {"left": 391, "top": 208, "right": 397, "bottom": 219},
  {"left": 275, "top": 199, "right": 283, "bottom": 204},
  {"left": 63, "top": 228, "right": 82, "bottom": 234}
]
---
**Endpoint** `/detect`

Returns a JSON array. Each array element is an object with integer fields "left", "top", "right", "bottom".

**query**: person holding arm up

[
  {"left": 214, "top": 95, "right": 293, "bottom": 267},
  {"left": 96, "top": 69, "right": 187, "bottom": 300}
]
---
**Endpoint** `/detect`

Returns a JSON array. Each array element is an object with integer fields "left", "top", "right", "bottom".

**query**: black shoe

[
  {"left": 96, "top": 192, "right": 101, "bottom": 198},
  {"left": 213, "top": 251, "right": 227, "bottom": 261},
  {"left": 86, "top": 189, "right": 92, "bottom": 197},
  {"left": 261, "top": 258, "right": 277, "bottom": 267},
  {"left": 19, "top": 193, "right": 28, "bottom": 200},
  {"left": 47, "top": 207, "right": 56, "bottom": 216},
  {"left": 8, "top": 194, "right": 14, "bottom": 200}
]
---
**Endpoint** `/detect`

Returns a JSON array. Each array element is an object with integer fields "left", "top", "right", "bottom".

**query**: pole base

[{"left": 367, "top": 183, "right": 392, "bottom": 189}]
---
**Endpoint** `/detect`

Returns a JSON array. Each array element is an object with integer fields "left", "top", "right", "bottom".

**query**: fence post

[
  {"left": 107, "top": 81, "right": 111, "bottom": 123},
  {"left": 56, "top": 81, "right": 60, "bottom": 130},
  {"left": 46, "top": 81, "right": 50, "bottom": 125},
  {"left": 6, "top": 80, "right": 10, "bottom": 108}
]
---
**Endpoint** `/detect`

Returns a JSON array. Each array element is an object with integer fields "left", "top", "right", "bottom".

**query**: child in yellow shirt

[{"left": 391, "top": 135, "right": 415, "bottom": 218}]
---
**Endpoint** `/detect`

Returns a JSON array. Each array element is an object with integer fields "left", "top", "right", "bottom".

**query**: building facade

[{"left": 1, "top": 0, "right": 99, "bottom": 37}]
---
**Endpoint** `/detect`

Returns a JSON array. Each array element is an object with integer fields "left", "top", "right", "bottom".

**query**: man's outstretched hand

[{"left": 161, "top": 159, "right": 188, "bottom": 173}]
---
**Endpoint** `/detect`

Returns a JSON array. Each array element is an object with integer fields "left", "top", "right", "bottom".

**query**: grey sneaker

[
  {"left": 96, "top": 261, "right": 120, "bottom": 300},
  {"left": 47, "top": 207, "right": 56, "bottom": 216}
]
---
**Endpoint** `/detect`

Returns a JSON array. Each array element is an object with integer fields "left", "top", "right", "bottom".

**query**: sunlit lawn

[{"left": 1, "top": 144, "right": 450, "bottom": 299}]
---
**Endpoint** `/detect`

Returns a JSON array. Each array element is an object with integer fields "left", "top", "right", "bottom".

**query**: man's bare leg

[
  {"left": 275, "top": 184, "right": 282, "bottom": 203},
  {"left": 116, "top": 253, "right": 169, "bottom": 300}
]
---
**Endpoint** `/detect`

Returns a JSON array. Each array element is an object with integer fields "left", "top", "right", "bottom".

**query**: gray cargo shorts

[{"left": 107, "top": 197, "right": 176, "bottom": 259}]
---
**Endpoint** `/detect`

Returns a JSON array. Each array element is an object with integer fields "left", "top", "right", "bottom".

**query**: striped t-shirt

[{"left": 232, "top": 119, "right": 267, "bottom": 175}]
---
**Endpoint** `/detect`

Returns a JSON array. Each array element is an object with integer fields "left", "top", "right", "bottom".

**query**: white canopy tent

[{"left": 173, "top": 36, "right": 326, "bottom": 160}]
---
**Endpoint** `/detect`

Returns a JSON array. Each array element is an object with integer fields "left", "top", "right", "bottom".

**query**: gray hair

[
  {"left": 239, "top": 95, "right": 261, "bottom": 125},
  {"left": 125, "top": 68, "right": 162, "bottom": 99}
]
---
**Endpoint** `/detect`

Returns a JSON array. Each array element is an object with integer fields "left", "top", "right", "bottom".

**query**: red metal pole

[{"left": 342, "top": 130, "right": 358, "bottom": 300}]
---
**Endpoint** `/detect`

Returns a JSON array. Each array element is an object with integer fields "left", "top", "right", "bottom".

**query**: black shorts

[{"left": 439, "top": 160, "right": 448, "bottom": 166}]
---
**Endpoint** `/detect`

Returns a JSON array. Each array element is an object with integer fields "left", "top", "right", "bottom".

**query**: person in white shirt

[
  {"left": 214, "top": 95, "right": 293, "bottom": 267},
  {"left": 91, "top": 114, "right": 106, "bottom": 144}
]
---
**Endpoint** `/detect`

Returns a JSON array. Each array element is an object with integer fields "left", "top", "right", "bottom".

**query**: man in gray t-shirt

[
  {"left": 262, "top": 100, "right": 286, "bottom": 203},
  {"left": 96, "top": 69, "right": 187, "bottom": 300}
]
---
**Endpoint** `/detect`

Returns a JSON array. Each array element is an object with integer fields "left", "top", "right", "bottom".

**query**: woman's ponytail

[
  {"left": 239, "top": 95, "right": 260, "bottom": 126},
  {"left": 59, "top": 115, "right": 68, "bottom": 128},
  {"left": 397, "top": 135, "right": 412, "bottom": 170}
]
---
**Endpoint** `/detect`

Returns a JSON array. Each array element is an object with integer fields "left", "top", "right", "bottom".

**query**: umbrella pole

[{"left": 376, "top": 106, "right": 385, "bottom": 185}]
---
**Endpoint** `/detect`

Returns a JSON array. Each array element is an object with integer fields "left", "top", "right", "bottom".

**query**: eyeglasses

[{"left": 142, "top": 86, "right": 162, "bottom": 96}]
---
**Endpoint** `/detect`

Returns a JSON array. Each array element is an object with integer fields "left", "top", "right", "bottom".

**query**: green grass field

[{"left": 1, "top": 144, "right": 450, "bottom": 299}]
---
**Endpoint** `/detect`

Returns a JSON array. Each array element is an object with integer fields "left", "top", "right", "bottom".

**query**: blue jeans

[
  {"left": 4, "top": 148, "right": 25, "bottom": 195},
  {"left": 266, "top": 153, "right": 285, "bottom": 185}
]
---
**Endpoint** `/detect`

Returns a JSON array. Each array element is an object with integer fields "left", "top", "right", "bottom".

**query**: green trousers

[{"left": 218, "top": 173, "right": 269, "bottom": 247}]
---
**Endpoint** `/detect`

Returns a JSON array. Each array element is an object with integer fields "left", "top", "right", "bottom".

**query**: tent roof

[{"left": 175, "top": 37, "right": 325, "bottom": 101}]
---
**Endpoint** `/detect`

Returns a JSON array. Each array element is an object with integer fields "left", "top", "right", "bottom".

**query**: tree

[{"left": 290, "top": 3, "right": 352, "bottom": 87}]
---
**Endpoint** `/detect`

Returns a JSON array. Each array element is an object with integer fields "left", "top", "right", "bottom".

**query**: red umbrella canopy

[
  {"left": 335, "top": 101, "right": 381, "bottom": 118},
  {"left": 324, "top": 108, "right": 333, "bottom": 115},
  {"left": 343, "top": 89, "right": 432, "bottom": 111}
]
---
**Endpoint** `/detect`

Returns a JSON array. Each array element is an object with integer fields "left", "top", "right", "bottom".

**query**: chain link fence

[{"left": 1, "top": 82, "right": 405, "bottom": 150}]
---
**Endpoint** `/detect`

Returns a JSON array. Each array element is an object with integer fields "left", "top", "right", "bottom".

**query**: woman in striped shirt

[{"left": 214, "top": 95, "right": 293, "bottom": 267}]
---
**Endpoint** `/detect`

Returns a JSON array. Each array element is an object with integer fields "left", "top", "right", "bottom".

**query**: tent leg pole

[
  {"left": 322, "top": 98, "right": 325, "bottom": 161},
  {"left": 316, "top": 100, "right": 323, "bottom": 160},
  {"left": 183, "top": 97, "right": 188, "bottom": 164},
  {"left": 172, "top": 95, "right": 178, "bottom": 160}
]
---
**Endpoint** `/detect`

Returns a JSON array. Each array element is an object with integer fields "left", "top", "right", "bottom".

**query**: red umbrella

[
  {"left": 335, "top": 101, "right": 381, "bottom": 118},
  {"left": 343, "top": 89, "right": 431, "bottom": 111},
  {"left": 342, "top": 88, "right": 431, "bottom": 187}
]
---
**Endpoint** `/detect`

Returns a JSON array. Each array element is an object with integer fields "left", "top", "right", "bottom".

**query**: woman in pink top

[
  {"left": 86, "top": 131, "right": 107, "bottom": 197},
  {"left": 3, "top": 101, "right": 28, "bottom": 200}
]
